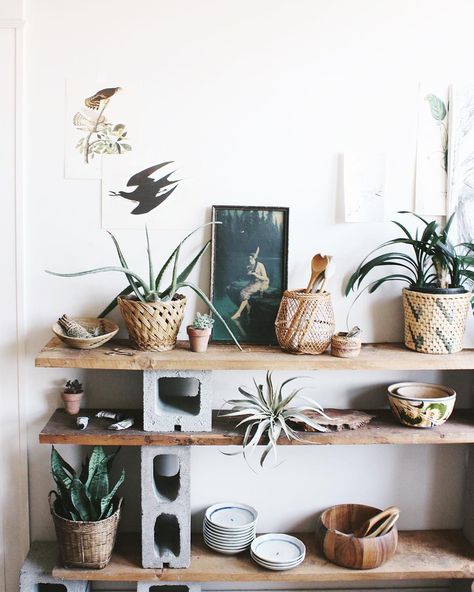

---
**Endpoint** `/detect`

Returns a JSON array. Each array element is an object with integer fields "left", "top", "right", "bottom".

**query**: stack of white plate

[
  {"left": 203, "top": 502, "right": 258, "bottom": 554},
  {"left": 250, "top": 534, "right": 306, "bottom": 570}
]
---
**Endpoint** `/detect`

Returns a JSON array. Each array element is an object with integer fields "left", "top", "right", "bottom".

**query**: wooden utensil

[
  {"left": 368, "top": 511, "right": 400, "bottom": 538},
  {"left": 305, "top": 254, "right": 329, "bottom": 293},
  {"left": 353, "top": 506, "right": 400, "bottom": 538}
]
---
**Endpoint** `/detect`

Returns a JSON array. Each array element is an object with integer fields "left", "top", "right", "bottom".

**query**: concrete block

[
  {"left": 141, "top": 446, "right": 191, "bottom": 568},
  {"left": 143, "top": 370, "right": 212, "bottom": 432},
  {"left": 137, "top": 583, "right": 200, "bottom": 592},
  {"left": 20, "top": 541, "right": 90, "bottom": 592}
]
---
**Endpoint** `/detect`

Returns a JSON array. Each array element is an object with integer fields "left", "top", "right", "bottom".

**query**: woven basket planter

[
  {"left": 402, "top": 288, "right": 472, "bottom": 354},
  {"left": 118, "top": 294, "right": 187, "bottom": 351},
  {"left": 275, "top": 289, "right": 335, "bottom": 354},
  {"left": 49, "top": 493, "right": 122, "bottom": 569}
]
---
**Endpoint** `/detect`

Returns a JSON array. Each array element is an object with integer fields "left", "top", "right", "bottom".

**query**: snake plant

[
  {"left": 46, "top": 222, "right": 242, "bottom": 350},
  {"left": 51, "top": 445, "right": 125, "bottom": 521},
  {"left": 221, "top": 372, "right": 330, "bottom": 468}
]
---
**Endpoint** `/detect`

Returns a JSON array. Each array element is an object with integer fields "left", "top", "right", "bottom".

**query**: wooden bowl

[
  {"left": 52, "top": 317, "right": 119, "bottom": 350},
  {"left": 316, "top": 503, "right": 398, "bottom": 570}
]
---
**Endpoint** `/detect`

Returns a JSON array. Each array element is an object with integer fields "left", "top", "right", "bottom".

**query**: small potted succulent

[
  {"left": 187, "top": 312, "right": 215, "bottom": 352},
  {"left": 49, "top": 445, "right": 125, "bottom": 568},
  {"left": 345, "top": 212, "right": 474, "bottom": 354},
  {"left": 61, "top": 379, "right": 83, "bottom": 415}
]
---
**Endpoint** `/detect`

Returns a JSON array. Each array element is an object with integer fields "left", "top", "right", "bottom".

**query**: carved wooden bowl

[{"left": 316, "top": 503, "right": 398, "bottom": 570}]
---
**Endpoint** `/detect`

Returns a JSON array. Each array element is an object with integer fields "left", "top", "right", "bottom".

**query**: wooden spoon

[
  {"left": 353, "top": 506, "right": 400, "bottom": 538},
  {"left": 305, "top": 254, "right": 329, "bottom": 293},
  {"left": 367, "top": 511, "right": 400, "bottom": 538}
]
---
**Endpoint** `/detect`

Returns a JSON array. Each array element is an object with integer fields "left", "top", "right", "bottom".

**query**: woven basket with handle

[
  {"left": 275, "top": 289, "right": 335, "bottom": 354},
  {"left": 118, "top": 294, "right": 186, "bottom": 351},
  {"left": 403, "top": 288, "right": 471, "bottom": 354},
  {"left": 49, "top": 492, "right": 122, "bottom": 569}
]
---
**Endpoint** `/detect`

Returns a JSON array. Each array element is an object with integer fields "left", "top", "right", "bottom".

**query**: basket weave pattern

[
  {"left": 275, "top": 289, "right": 335, "bottom": 354},
  {"left": 331, "top": 334, "right": 362, "bottom": 358},
  {"left": 118, "top": 294, "right": 186, "bottom": 351},
  {"left": 402, "top": 288, "right": 471, "bottom": 354},
  {"left": 50, "top": 494, "right": 121, "bottom": 569}
]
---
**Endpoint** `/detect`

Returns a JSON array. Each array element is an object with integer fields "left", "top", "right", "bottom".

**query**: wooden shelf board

[
  {"left": 35, "top": 337, "right": 474, "bottom": 371},
  {"left": 52, "top": 531, "right": 474, "bottom": 582},
  {"left": 39, "top": 408, "right": 474, "bottom": 446}
]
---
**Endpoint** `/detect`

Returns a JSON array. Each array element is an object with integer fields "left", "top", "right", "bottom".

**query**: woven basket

[
  {"left": 275, "top": 289, "right": 335, "bottom": 354},
  {"left": 118, "top": 294, "right": 186, "bottom": 351},
  {"left": 49, "top": 492, "right": 122, "bottom": 569},
  {"left": 331, "top": 332, "right": 362, "bottom": 358},
  {"left": 402, "top": 288, "right": 471, "bottom": 354}
]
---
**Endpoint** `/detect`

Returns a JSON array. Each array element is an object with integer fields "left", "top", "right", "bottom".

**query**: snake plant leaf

[
  {"left": 178, "top": 281, "right": 242, "bottom": 350},
  {"left": 86, "top": 447, "right": 110, "bottom": 502},
  {"left": 99, "top": 468, "right": 125, "bottom": 519},
  {"left": 51, "top": 446, "right": 76, "bottom": 489},
  {"left": 98, "top": 284, "right": 134, "bottom": 318},
  {"left": 160, "top": 241, "right": 211, "bottom": 299},
  {"left": 107, "top": 231, "right": 145, "bottom": 302},
  {"left": 46, "top": 266, "right": 150, "bottom": 296},
  {"left": 70, "top": 476, "right": 93, "bottom": 521}
]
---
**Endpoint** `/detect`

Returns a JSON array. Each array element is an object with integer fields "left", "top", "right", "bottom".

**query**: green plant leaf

[
  {"left": 178, "top": 281, "right": 242, "bottom": 350},
  {"left": 98, "top": 284, "right": 134, "bottom": 318},
  {"left": 45, "top": 266, "right": 150, "bottom": 296},
  {"left": 99, "top": 469, "right": 125, "bottom": 519},
  {"left": 70, "top": 476, "right": 93, "bottom": 521},
  {"left": 145, "top": 226, "right": 154, "bottom": 294},
  {"left": 425, "top": 94, "right": 447, "bottom": 121},
  {"left": 51, "top": 446, "right": 75, "bottom": 489},
  {"left": 160, "top": 241, "right": 211, "bottom": 299},
  {"left": 107, "top": 231, "right": 145, "bottom": 302}
]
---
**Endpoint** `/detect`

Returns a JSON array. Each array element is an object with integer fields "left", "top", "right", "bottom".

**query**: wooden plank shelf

[
  {"left": 52, "top": 531, "right": 474, "bottom": 582},
  {"left": 35, "top": 337, "right": 474, "bottom": 371},
  {"left": 40, "top": 408, "right": 474, "bottom": 446}
]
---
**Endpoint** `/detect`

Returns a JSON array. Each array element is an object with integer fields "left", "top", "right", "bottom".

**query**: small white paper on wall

[{"left": 344, "top": 152, "right": 386, "bottom": 223}]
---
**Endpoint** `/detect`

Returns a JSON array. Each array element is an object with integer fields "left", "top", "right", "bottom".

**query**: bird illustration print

[
  {"left": 85, "top": 87, "right": 122, "bottom": 109},
  {"left": 109, "top": 162, "right": 179, "bottom": 215}
]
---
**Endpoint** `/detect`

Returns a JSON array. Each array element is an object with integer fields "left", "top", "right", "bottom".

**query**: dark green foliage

[
  {"left": 50, "top": 446, "right": 125, "bottom": 522},
  {"left": 64, "top": 379, "right": 82, "bottom": 394}
]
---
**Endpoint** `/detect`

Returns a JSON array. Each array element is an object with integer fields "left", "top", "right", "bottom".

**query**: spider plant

[
  {"left": 345, "top": 211, "right": 474, "bottom": 297},
  {"left": 220, "top": 372, "right": 330, "bottom": 468},
  {"left": 46, "top": 222, "right": 242, "bottom": 350}
]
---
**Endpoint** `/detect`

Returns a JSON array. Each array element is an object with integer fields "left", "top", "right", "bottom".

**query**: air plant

[
  {"left": 46, "top": 222, "right": 242, "bottom": 350},
  {"left": 221, "top": 372, "right": 330, "bottom": 468}
]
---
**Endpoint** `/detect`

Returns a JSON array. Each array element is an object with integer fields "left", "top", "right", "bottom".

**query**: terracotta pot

[
  {"left": 187, "top": 326, "right": 211, "bottom": 353},
  {"left": 61, "top": 391, "right": 83, "bottom": 415}
]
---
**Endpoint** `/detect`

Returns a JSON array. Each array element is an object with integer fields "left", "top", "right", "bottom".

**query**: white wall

[{"left": 24, "top": 0, "right": 474, "bottom": 554}]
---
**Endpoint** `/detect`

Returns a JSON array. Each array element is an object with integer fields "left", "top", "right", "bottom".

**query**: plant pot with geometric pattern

[{"left": 402, "top": 287, "right": 471, "bottom": 354}]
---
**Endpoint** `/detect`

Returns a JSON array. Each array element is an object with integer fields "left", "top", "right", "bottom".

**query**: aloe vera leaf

[
  {"left": 178, "top": 281, "right": 242, "bottom": 350},
  {"left": 145, "top": 227, "right": 154, "bottom": 294},
  {"left": 45, "top": 266, "right": 151, "bottom": 296},
  {"left": 98, "top": 285, "right": 134, "bottom": 318},
  {"left": 107, "top": 231, "right": 144, "bottom": 301},
  {"left": 169, "top": 244, "right": 181, "bottom": 300},
  {"left": 160, "top": 241, "right": 211, "bottom": 299}
]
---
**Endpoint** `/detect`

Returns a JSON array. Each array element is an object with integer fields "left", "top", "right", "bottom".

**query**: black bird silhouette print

[{"left": 109, "top": 162, "right": 179, "bottom": 215}]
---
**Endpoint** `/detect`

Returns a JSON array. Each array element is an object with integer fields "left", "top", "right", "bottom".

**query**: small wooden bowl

[
  {"left": 316, "top": 503, "right": 398, "bottom": 570},
  {"left": 52, "top": 317, "right": 119, "bottom": 350}
]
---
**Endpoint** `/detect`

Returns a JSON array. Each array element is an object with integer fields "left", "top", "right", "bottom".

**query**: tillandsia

[
  {"left": 220, "top": 371, "right": 330, "bottom": 468},
  {"left": 46, "top": 222, "right": 242, "bottom": 350},
  {"left": 191, "top": 312, "right": 215, "bottom": 330},
  {"left": 50, "top": 445, "right": 125, "bottom": 521}
]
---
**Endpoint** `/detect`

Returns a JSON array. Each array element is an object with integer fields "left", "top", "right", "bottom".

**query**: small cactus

[
  {"left": 64, "top": 379, "right": 83, "bottom": 394},
  {"left": 191, "top": 312, "right": 214, "bottom": 330}
]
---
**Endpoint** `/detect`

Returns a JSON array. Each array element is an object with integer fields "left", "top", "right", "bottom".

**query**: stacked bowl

[
  {"left": 251, "top": 534, "right": 306, "bottom": 570},
  {"left": 203, "top": 502, "right": 258, "bottom": 554},
  {"left": 387, "top": 382, "right": 456, "bottom": 428}
]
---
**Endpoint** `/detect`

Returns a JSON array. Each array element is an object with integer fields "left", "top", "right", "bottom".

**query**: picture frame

[{"left": 210, "top": 205, "right": 289, "bottom": 345}]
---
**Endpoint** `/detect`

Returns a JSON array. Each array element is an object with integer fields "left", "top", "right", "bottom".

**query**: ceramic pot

[
  {"left": 187, "top": 326, "right": 211, "bottom": 353},
  {"left": 61, "top": 391, "right": 83, "bottom": 415}
]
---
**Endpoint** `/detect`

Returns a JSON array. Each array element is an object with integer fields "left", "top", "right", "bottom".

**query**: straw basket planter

[
  {"left": 402, "top": 288, "right": 472, "bottom": 354},
  {"left": 49, "top": 492, "right": 122, "bottom": 569},
  {"left": 118, "top": 294, "right": 187, "bottom": 351},
  {"left": 275, "top": 289, "right": 335, "bottom": 354}
]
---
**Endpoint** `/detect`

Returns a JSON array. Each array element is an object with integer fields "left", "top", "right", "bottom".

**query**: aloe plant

[
  {"left": 51, "top": 445, "right": 125, "bottom": 521},
  {"left": 46, "top": 222, "right": 242, "bottom": 350},
  {"left": 221, "top": 372, "right": 330, "bottom": 468}
]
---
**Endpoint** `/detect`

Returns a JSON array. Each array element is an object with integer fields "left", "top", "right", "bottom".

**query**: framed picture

[{"left": 210, "top": 205, "right": 289, "bottom": 345}]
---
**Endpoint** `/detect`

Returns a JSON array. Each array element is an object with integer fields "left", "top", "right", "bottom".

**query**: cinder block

[
  {"left": 20, "top": 541, "right": 90, "bottom": 592},
  {"left": 143, "top": 370, "right": 212, "bottom": 432},
  {"left": 142, "top": 446, "right": 191, "bottom": 568},
  {"left": 137, "top": 582, "right": 201, "bottom": 592}
]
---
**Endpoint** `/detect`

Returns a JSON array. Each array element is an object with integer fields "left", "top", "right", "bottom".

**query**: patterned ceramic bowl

[{"left": 387, "top": 382, "right": 456, "bottom": 428}]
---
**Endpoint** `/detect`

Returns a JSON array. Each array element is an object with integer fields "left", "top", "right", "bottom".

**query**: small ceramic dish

[
  {"left": 52, "top": 317, "right": 119, "bottom": 350},
  {"left": 387, "top": 382, "right": 456, "bottom": 428}
]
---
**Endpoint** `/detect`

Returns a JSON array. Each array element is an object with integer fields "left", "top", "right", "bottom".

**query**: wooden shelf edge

[
  {"left": 51, "top": 531, "right": 474, "bottom": 582},
  {"left": 39, "top": 408, "right": 474, "bottom": 447},
  {"left": 35, "top": 337, "right": 474, "bottom": 371}
]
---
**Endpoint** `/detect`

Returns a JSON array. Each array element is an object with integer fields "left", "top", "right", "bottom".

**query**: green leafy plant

[
  {"left": 50, "top": 445, "right": 125, "bottom": 521},
  {"left": 64, "top": 379, "right": 83, "bottom": 394},
  {"left": 345, "top": 211, "right": 474, "bottom": 298},
  {"left": 191, "top": 312, "right": 215, "bottom": 330},
  {"left": 45, "top": 222, "right": 242, "bottom": 350},
  {"left": 220, "top": 372, "right": 330, "bottom": 468}
]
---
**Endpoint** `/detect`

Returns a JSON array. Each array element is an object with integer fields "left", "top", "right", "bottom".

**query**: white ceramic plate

[
  {"left": 203, "top": 529, "right": 255, "bottom": 544},
  {"left": 205, "top": 502, "right": 258, "bottom": 528},
  {"left": 250, "top": 549, "right": 305, "bottom": 567},
  {"left": 204, "top": 536, "right": 255, "bottom": 548},
  {"left": 204, "top": 539, "right": 251, "bottom": 554},
  {"left": 203, "top": 518, "right": 256, "bottom": 536},
  {"left": 251, "top": 534, "right": 306, "bottom": 563}
]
